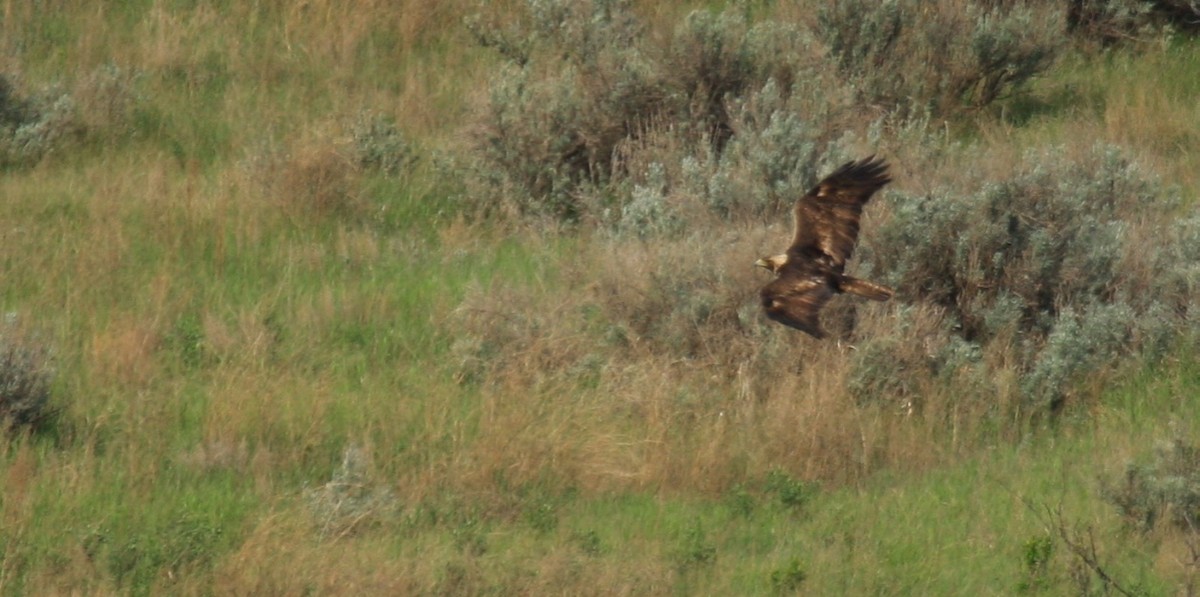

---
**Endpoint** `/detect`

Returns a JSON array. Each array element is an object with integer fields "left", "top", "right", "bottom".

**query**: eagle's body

[{"left": 756, "top": 156, "right": 893, "bottom": 338}]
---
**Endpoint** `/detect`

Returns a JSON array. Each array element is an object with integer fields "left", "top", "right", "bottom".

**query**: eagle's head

[{"left": 754, "top": 254, "right": 788, "bottom": 274}]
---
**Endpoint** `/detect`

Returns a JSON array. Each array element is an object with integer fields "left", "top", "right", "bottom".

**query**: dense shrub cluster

[
  {"left": 817, "top": 0, "right": 1061, "bottom": 117},
  {"left": 465, "top": 0, "right": 817, "bottom": 221},
  {"left": 463, "top": 0, "right": 1064, "bottom": 223},
  {"left": 451, "top": 1, "right": 1198, "bottom": 469},
  {"left": 457, "top": 142, "right": 1198, "bottom": 429},
  {"left": 856, "top": 144, "right": 1199, "bottom": 414}
]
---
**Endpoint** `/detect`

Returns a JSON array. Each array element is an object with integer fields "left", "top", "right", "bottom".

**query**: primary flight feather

[{"left": 755, "top": 156, "right": 893, "bottom": 338}]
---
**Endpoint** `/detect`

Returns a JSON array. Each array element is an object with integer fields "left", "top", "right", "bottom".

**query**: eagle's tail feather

[{"left": 839, "top": 277, "right": 893, "bottom": 301}]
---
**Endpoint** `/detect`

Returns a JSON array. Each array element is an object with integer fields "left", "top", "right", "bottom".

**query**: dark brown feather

[
  {"left": 758, "top": 156, "right": 894, "bottom": 338},
  {"left": 838, "top": 276, "right": 893, "bottom": 302},
  {"left": 760, "top": 272, "right": 835, "bottom": 338},
  {"left": 790, "top": 155, "right": 891, "bottom": 267}
]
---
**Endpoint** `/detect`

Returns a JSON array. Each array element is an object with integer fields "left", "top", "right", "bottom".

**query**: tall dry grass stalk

[{"left": 448, "top": 224, "right": 998, "bottom": 493}]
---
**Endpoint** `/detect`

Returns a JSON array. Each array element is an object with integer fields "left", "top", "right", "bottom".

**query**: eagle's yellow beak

[{"left": 754, "top": 258, "right": 770, "bottom": 270}]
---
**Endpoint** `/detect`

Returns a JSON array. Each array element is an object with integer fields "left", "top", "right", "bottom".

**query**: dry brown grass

[
  {"left": 213, "top": 516, "right": 423, "bottom": 595},
  {"left": 220, "top": 516, "right": 679, "bottom": 596},
  {"left": 261, "top": 132, "right": 364, "bottom": 219},
  {"left": 447, "top": 219, "right": 1000, "bottom": 493}
]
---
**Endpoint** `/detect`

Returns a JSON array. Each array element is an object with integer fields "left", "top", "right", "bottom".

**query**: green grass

[{"left": 2, "top": 2, "right": 1200, "bottom": 595}]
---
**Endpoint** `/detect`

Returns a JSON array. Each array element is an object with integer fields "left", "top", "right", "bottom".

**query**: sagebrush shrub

[
  {"left": 871, "top": 145, "right": 1180, "bottom": 337},
  {"left": 466, "top": 0, "right": 1066, "bottom": 224},
  {"left": 859, "top": 144, "right": 1198, "bottom": 415},
  {"left": 466, "top": 0, "right": 660, "bottom": 220},
  {"left": 0, "top": 74, "right": 79, "bottom": 168},
  {"left": 846, "top": 304, "right": 983, "bottom": 411},
  {"left": 464, "top": 1, "right": 826, "bottom": 222},
  {"left": 349, "top": 111, "right": 414, "bottom": 176},
  {"left": 661, "top": 10, "right": 811, "bottom": 150},
  {"left": 617, "top": 162, "right": 683, "bottom": 239},
  {"left": 817, "top": 0, "right": 1062, "bottom": 117},
  {"left": 0, "top": 315, "right": 54, "bottom": 430},
  {"left": 691, "top": 77, "right": 838, "bottom": 218},
  {"left": 1020, "top": 303, "right": 1133, "bottom": 411},
  {"left": 0, "top": 65, "right": 139, "bottom": 167},
  {"left": 1104, "top": 438, "right": 1200, "bottom": 532}
]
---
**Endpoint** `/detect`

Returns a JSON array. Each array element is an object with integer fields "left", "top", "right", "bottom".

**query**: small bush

[
  {"left": 247, "top": 135, "right": 364, "bottom": 219},
  {"left": 846, "top": 304, "right": 982, "bottom": 411},
  {"left": 304, "top": 445, "right": 396, "bottom": 537},
  {"left": 616, "top": 162, "right": 683, "bottom": 239},
  {"left": 0, "top": 74, "right": 79, "bottom": 168},
  {"left": 0, "top": 314, "right": 55, "bottom": 431},
  {"left": 349, "top": 111, "right": 415, "bottom": 176},
  {"left": 676, "top": 522, "right": 717, "bottom": 571},
  {"left": 661, "top": 10, "right": 810, "bottom": 150},
  {"left": 572, "top": 529, "right": 604, "bottom": 555},
  {"left": 769, "top": 558, "right": 808, "bottom": 593},
  {"left": 765, "top": 469, "right": 817, "bottom": 509},
  {"left": 1104, "top": 437, "right": 1200, "bottom": 532},
  {"left": 0, "top": 64, "right": 139, "bottom": 166},
  {"left": 1018, "top": 534, "right": 1055, "bottom": 593},
  {"left": 1020, "top": 303, "right": 1133, "bottom": 412},
  {"left": 689, "top": 77, "right": 842, "bottom": 219}
]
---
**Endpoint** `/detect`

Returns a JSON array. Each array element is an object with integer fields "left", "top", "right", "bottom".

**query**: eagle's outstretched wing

[
  {"left": 791, "top": 156, "right": 891, "bottom": 266},
  {"left": 759, "top": 270, "right": 835, "bottom": 339}
]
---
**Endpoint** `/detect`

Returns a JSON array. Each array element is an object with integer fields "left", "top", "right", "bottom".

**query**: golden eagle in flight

[{"left": 755, "top": 156, "right": 894, "bottom": 338}]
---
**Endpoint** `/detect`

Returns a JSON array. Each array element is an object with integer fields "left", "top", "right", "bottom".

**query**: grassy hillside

[{"left": 1, "top": 1, "right": 1198, "bottom": 594}]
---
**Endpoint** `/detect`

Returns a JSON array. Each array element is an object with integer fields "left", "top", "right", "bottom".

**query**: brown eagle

[{"left": 755, "top": 156, "right": 894, "bottom": 338}]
